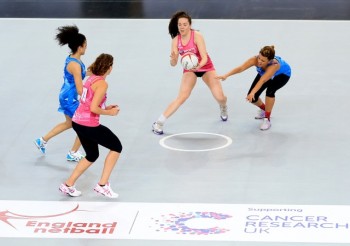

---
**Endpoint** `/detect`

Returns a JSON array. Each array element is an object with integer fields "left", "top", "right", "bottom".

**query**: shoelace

[
  {"left": 100, "top": 185, "right": 116, "bottom": 196},
  {"left": 68, "top": 186, "right": 76, "bottom": 193},
  {"left": 71, "top": 152, "right": 84, "bottom": 160},
  {"left": 102, "top": 187, "right": 112, "bottom": 195}
]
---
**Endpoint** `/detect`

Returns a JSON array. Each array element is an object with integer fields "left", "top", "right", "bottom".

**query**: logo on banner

[
  {"left": 0, "top": 204, "right": 117, "bottom": 235},
  {"left": 244, "top": 207, "right": 350, "bottom": 234},
  {"left": 0, "top": 204, "right": 81, "bottom": 229},
  {"left": 151, "top": 211, "right": 232, "bottom": 235}
]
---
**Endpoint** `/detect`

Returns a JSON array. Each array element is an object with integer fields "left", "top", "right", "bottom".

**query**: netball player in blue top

[
  {"left": 34, "top": 25, "right": 88, "bottom": 161},
  {"left": 217, "top": 45, "right": 291, "bottom": 130}
]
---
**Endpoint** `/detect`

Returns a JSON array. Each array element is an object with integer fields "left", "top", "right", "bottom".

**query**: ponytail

[{"left": 55, "top": 25, "right": 86, "bottom": 54}]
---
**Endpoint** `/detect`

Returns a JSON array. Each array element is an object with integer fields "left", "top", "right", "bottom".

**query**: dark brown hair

[
  {"left": 88, "top": 53, "right": 114, "bottom": 76},
  {"left": 259, "top": 45, "right": 275, "bottom": 60},
  {"left": 168, "top": 11, "right": 192, "bottom": 38}
]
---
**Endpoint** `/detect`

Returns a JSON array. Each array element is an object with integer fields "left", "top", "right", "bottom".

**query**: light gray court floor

[{"left": 0, "top": 18, "right": 350, "bottom": 246}]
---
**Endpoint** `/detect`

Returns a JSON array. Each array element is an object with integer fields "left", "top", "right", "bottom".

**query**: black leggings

[
  {"left": 247, "top": 74, "right": 290, "bottom": 103},
  {"left": 72, "top": 122, "right": 122, "bottom": 163}
]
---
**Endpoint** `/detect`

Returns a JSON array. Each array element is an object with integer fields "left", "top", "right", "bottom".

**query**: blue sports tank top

[
  {"left": 58, "top": 56, "right": 86, "bottom": 118},
  {"left": 256, "top": 56, "right": 291, "bottom": 78}
]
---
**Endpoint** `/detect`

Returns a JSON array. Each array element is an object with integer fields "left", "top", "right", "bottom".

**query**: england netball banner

[{"left": 0, "top": 201, "right": 349, "bottom": 243}]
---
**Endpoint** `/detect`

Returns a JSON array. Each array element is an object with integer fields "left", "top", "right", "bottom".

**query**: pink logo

[{"left": 0, "top": 204, "right": 81, "bottom": 229}]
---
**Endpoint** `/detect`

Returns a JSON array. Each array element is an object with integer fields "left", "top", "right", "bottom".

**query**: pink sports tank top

[
  {"left": 72, "top": 75, "right": 106, "bottom": 127},
  {"left": 177, "top": 30, "right": 215, "bottom": 72}
]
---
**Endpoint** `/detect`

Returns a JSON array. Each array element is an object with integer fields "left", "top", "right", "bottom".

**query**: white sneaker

[
  {"left": 59, "top": 183, "right": 82, "bottom": 197},
  {"left": 255, "top": 109, "right": 265, "bottom": 119},
  {"left": 220, "top": 105, "right": 228, "bottom": 121},
  {"left": 67, "top": 150, "right": 84, "bottom": 162},
  {"left": 152, "top": 121, "right": 164, "bottom": 135},
  {"left": 94, "top": 182, "right": 119, "bottom": 198},
  {"left": 260, "top": 118, "right": 271, "bottom": 130}
]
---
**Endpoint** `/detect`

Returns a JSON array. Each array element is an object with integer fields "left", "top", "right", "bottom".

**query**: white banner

[{"left": 0, "top": 201, "right": 349, "bottom": 243}]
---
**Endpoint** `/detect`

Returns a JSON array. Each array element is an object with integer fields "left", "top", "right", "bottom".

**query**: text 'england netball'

[{"left": 26, "top": 221, "right": 117, "bottom": 234}]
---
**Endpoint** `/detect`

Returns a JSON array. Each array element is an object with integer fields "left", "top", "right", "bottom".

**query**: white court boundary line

[{"left": 159, "top": 132, "right": 232, "bottom": 152}]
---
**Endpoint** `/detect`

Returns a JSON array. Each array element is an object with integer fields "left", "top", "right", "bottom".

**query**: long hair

[
  {"left": 168, "top": 11, "right": 192, "bottom": 38},
  {"left": 88, "top": 54, "right": 114, "bottom": 76},
  {"left": 259, "top": 45, "right": 275, "bottom": 60},
  {"left": 55, "top": 25, "right": 86, "bottom": 54}
]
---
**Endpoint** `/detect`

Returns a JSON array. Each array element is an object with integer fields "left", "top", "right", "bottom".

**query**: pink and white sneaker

[
  {"left": 94, "top": 182, "right": 119, "bottom": 198},
  {"left": 59, "top": 183, "right": 82, "bottom": 197}
]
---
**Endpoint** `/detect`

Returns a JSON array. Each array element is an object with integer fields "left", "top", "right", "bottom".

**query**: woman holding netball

[
  {"left": 217, "top": 45, "right": 291, "bottom": 130},
  {"left": 152, "top": 11, "right": 228, "bottom": 135}
]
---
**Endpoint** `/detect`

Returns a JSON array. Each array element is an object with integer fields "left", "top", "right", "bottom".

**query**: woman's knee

[
  {"left": 86, "top": 152, "right": 99, "bottom": 162},
  {"left": 64, "top": 118, "right": 73, "bottom": 128},
  {"left": 177, "top": 93, "right": 191, "bottom": 104},
  {"left": 266, "top": 89, "right": 276, "bottom": 98},
  {"left": 205, "top": 79, "right": 226, "bottom": 100},
  {"left": 251, "top": 98, "right": 259, "bottom": 104},
  {"left": 66, "top": 122, "right": 73, "bottom": 128},
  {"left": 111, "top": 143, "right": 122, "bottom": 153}
]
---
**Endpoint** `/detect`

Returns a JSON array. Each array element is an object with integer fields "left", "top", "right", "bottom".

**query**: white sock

[
  {"left": 157, "top": 114, "right": 167, "bottom": 124},
  {"left": 41, "top": 137, "right": 47, "bottom": 144}
]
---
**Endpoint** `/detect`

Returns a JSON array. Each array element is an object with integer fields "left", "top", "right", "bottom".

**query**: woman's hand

[
  {"left": 170, "top": 51, "right": 178, "bottom": 66},
  {"left": 170, "top": 51, "right": 177, "bottom": 60},
  {"left": 215, "top": 75, "right": 228, "bottom": 81},
  {"left": 106, "top": 105, "right": 119, "bottom": 116},
  {"left": 189, "top": 64, "right": 200, "bottom": 71},
  {"left": 246, "top": 93, "right": 255, "bottom": 103}
]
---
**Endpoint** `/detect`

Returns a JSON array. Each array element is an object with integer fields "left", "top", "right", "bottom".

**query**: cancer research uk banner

[{"left": 0, "top": 201, "right": 350, "bottom": 243}]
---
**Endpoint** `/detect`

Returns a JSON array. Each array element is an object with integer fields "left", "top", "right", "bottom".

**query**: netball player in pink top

[
  {"left": 152, "top": 11, "right": 228, "bottom": 134},
  {"left": 59, "top": 54, "right": 122, "bottom": 198}
]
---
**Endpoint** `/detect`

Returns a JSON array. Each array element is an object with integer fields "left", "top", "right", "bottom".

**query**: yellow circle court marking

[{"left": 159, "top": 132, "right": 232, "bottom": 152}]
